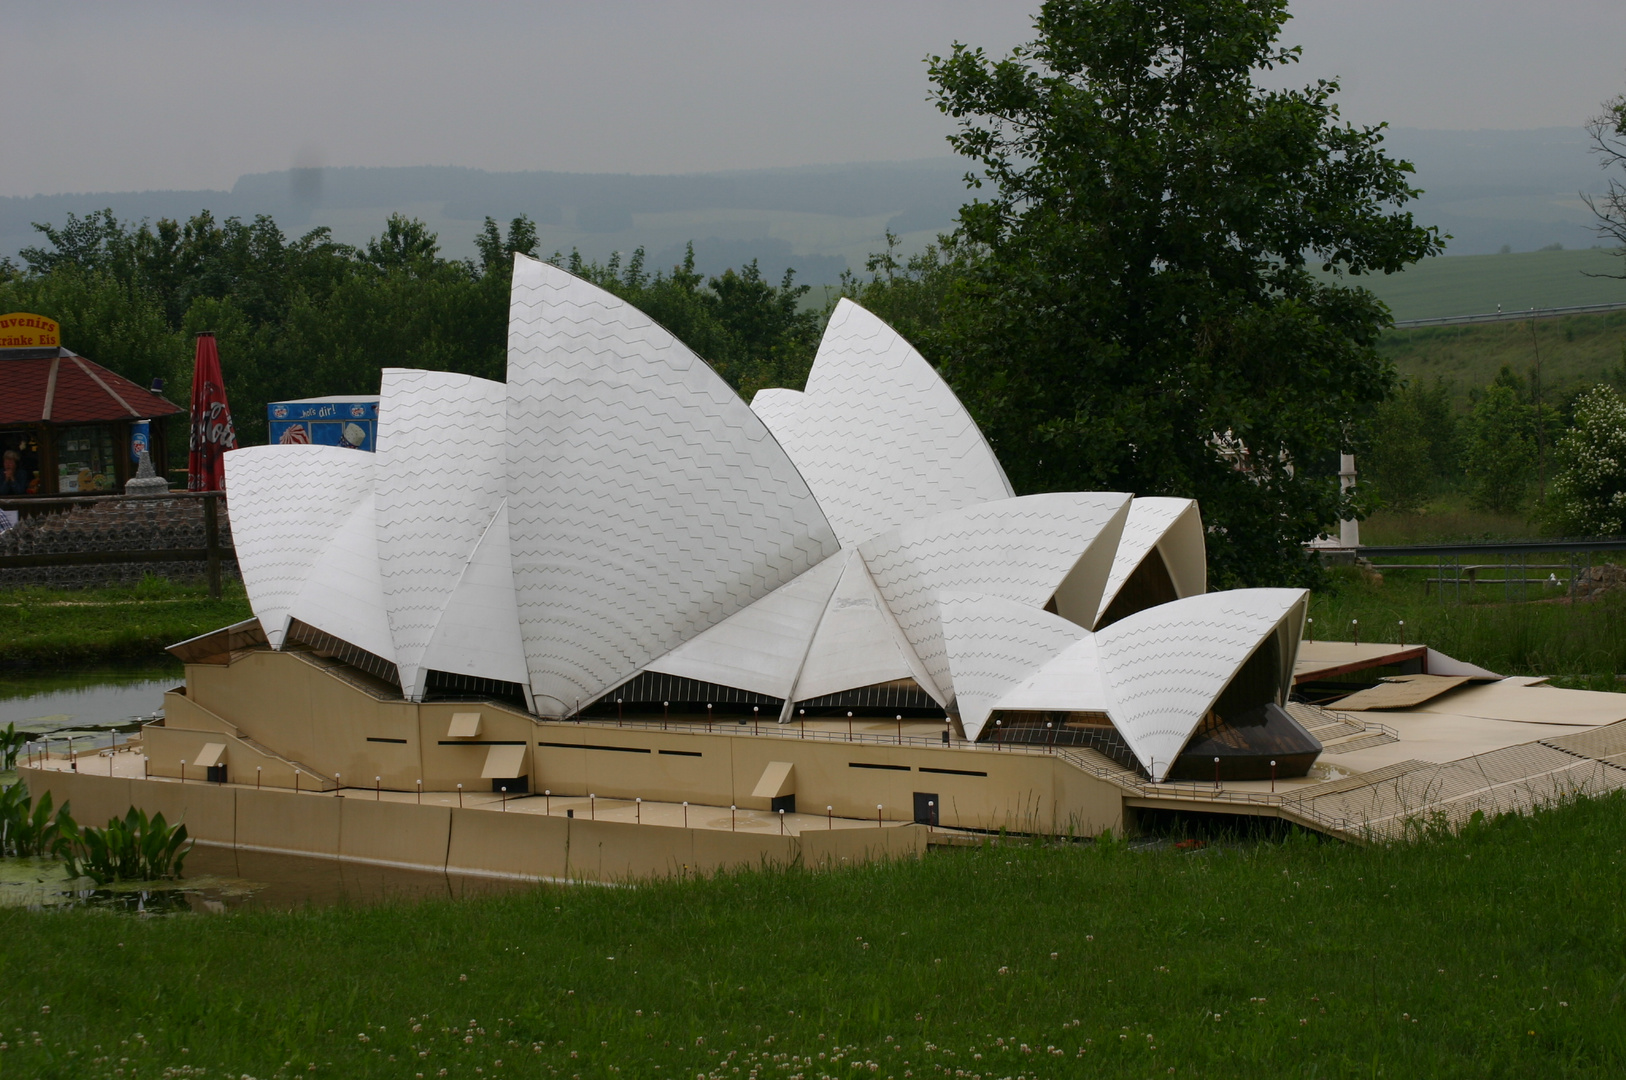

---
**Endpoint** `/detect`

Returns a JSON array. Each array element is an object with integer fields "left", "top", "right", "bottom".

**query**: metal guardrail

[
  {"left": 1392, "top": 300, "right": 1626, "bottom": 329},
  {"left": 1357, "top": 538, "right": 1626, "bottom": 557}
]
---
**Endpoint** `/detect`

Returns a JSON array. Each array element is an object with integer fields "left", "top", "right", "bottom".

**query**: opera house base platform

[{"left": 22, "top": 636, "right": 1626, "bottom": 883}]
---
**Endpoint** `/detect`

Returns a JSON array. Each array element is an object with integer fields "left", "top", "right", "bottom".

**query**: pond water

[
  {"left": 0, "top": 848, "right": 535, "bottom": 914},
  {"left": 1, "top": 666, "right": 539, "bottom": 913},
  {"left": 0, "top": 663, "right": 176, "bottom": 749}
]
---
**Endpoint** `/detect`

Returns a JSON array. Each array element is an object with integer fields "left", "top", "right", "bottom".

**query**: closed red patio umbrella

[{"left": 187, "top": 332, "right": 237, "bottom": 492}]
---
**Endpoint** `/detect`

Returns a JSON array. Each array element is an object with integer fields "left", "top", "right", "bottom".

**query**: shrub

[
  {"left": 64, "top": 806, "right": 192, "bottom": 885},
  {"left": 1549, "top": 384, "right": 1626, "bottom": 535},
  {"left": 0, "top": 784, "right": 76, "bottom": 858}
]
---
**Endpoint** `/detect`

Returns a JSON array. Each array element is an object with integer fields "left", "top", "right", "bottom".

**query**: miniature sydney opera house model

[{"left": 26, "top": 256, "right": 1626, "bottom": 880}]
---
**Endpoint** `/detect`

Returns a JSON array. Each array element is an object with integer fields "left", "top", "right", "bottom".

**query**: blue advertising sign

[{"left": 267, "top": 396, "right": 379, "bottom": 452}]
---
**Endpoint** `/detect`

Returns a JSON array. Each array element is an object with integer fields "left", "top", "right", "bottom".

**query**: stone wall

[{"left": 0, "top": 497, "right": 239, "bottom": 589}]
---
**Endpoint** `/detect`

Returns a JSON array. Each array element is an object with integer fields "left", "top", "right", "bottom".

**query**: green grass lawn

[
  {"left": 1309, "top": 565, "right": 1626, "bottom": 686},
  {"left": 1, "top": 794, "right": 1623, "bottom": 1079},
  {"left": 0, "top": 578, "right": 251, "bottom": 667}
]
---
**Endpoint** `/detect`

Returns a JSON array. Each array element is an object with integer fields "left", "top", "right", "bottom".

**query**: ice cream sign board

[
  {"left": 267, "top": 396, "right": 379, "bottom": 452},
  {"left": 0, "top": 312, "right": 60, "bottom": 349}
]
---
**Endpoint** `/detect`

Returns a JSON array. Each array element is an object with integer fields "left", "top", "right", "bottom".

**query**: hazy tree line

[{"left": 0, "top": 209, "right": 820, "bottom": 448}]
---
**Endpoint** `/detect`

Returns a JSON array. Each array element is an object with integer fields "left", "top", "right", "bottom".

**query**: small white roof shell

[
  {"left": 749, "top": 299, "right": 1013, "bottom": 547},
  {"left": 790, "top": 549, "right": 943, "bottom": 707},
  {"left": 1094, "top": 497, "right": 1206, "bottom": 627},
  {"left": 287, "top": 485, "right": 397, "bottom": 664},
  {"left": 859, "top": 492, "right": 1132, "bottom": 700},
  {"left": 419, "top": 500, "right": 530, "bottom": 690},
  {"left": 938, "top": 592, "right": 1091, "bottom": 740},
  {"left": 645, "top": 551, "right": 846, "bottom": 700},
  {"left": 224, "top": 443, "right": 377, "bottom": 649},
  {"left": 503, "top": 255, "right": 839, "bottom": 715},
  {"left": 374, "top": 368, "right": 509, "bottom": 699},
  {"left": 1093, "top": 588, "right": 1308, "bottom": 781}
]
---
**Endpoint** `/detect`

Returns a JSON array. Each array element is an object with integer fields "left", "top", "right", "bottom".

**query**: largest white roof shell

[{"left": 503, "top": 255, "right": 840, "bottom": 715}]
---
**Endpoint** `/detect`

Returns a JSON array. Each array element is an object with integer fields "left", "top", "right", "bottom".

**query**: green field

[
  {"left": 0, "top": 579, "right": 251, "bottom": 667},
  {"left": 1380, "top": 308, "right": 1626, "bottom": 408},
  {"left": 2, "top": 791, "right": 1623, "bottom": 1080},
  {"left": 1346, "top": 247, "right": 1626, "bottom": 323}
]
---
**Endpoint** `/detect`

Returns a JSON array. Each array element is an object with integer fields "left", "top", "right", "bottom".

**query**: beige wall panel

[
  {"left": 566, "top": 819, "right": 695, "bottom": 882},
  {"left": 187, "top": 654, "right": 321, "bottom": 764},
  {"left": 421, "top": 702, "right": 535, "bottom": 792},
  {"left": 689, "top": 828, "right": 798, "bottom": 876},
  {"left": 162, "top": 691, "right": 238, "bottom": 735},
  {"left": 23, "top": 770, "right": 133, "bottom": 831},
  {"left": 445, "top": 806, "right": 569, "bottom": 879},
  {"left": 339, "top": 798, "right": 451, "bottom": 871},
  {"left": 143, "top": 724, "right": 308, "bottom": 791},
  {"left": 126, "top": 778, "right": 237, "bottom": 844},
  {"left": 235, "top": 788, "right": 342, "bottom": 856},
  {"left": 530, "top": 726, "right": 738, "bottom": 805},
  {"left": 1050, "top": 760, "right": 1123, "bottom": 837},
  {"left": 801, "top": 822, "right": 927, "bottom": 869}
]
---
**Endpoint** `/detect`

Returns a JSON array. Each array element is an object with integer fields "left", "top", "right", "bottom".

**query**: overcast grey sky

[{"left": 3, "top": 0, "right": 1624, "bottom": 199}]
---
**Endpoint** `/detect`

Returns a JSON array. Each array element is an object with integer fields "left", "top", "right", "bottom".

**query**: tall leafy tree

[{"left": 925, "top": 0, "right": 1443, "bottom": 585}]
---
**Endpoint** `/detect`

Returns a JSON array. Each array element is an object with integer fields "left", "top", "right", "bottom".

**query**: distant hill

[{"left": 1, "top": 127, "right": 1618, "bottom": 292}]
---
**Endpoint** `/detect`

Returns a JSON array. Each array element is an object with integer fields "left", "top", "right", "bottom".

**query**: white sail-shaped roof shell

[
  {"left": 224, "top": 444, "right": 378, "bottom": 649},
  {"left": 938, "top": 593, "right": 1091, "bottom": 740},
  {"left": 287, "top": 485, "right": 397, "bottom": 664},
  {"left": 504, "top": 255, "right": 840, "bottom": 715},
  {"left": 1094, "top": 497, "right": 1206, "bottom": 628},
  {"left": 790, "top": 549, "right": 943, "bottom": 707},
  {"left": 1092, "top": 588, "right": 1307, "bottom": 781},
  {"left": 419, "top": 500, "right": 530, "bottom": 691},
  {"left": 644, "top": 551, "right": 845, "bottom": 700},
  {"left": 374, "top": 368, "right": 509, "bottom": 699},
  {"left": 858, "top": 492, "right": 1131, "bottom": 701},
  {"left": 749, "top": 299, "right": 1013, "bottom": 547}
]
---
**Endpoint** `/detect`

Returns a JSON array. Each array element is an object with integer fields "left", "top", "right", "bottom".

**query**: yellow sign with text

[{"left": 0, "top": 312, "right": 60, "bottom": 348}]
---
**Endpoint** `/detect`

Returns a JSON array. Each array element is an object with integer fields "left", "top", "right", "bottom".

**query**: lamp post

[
  {"left": 1214, "top": 756, "right": 1221, "bottom": 791},
  {"left": 730, "top": 804, "right": 736, "bottom": 832},
  {"left": 876, "top": 804, "right": 883, "bottom": 828},
  {"left": 457, "top": 782, "right": 463, "bottom": 808},
  {"left": 417, "top": 779, "right": 422, "bottom": 804},
  {"left": 778, "top": 808, "right": 785, "bottom": 835},
  {"left": 1270, "top": 760, "right": 1278, "bottom": 793},
  {"left": 375, "top": 775, "right": 381, "bottom": 801},
  {"left": 1352, "top": 618, "right": 1359, "bottom": 645},
  {"left": 896, "top": 715, "right": 903, "bottom": 745},
  {"left": 847, "top": 712, "right": 853, "bottom": 742},
  {"left": 501, "top": 786, "right": 508, "bottom": 811},
  {"left": 179, "top": 759, "right": 186, "bottom": 784},
  {"left": 545, "top": 789, "right": 551, "bottom": 814},
  {"left": 590, "top": 793, "right": 596, "bottom": 820},
  {"left": 256, "top": 766, "right": 262, "bottom": 791},
  {"left": 827, "top": 804, "right": 833, "bottom": 829},
  {"left": 683, "top": 801, "right": 689, "bottom": 828},
  {"left": 635, "top": 797, "right": 642, "bottom": 824}
]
